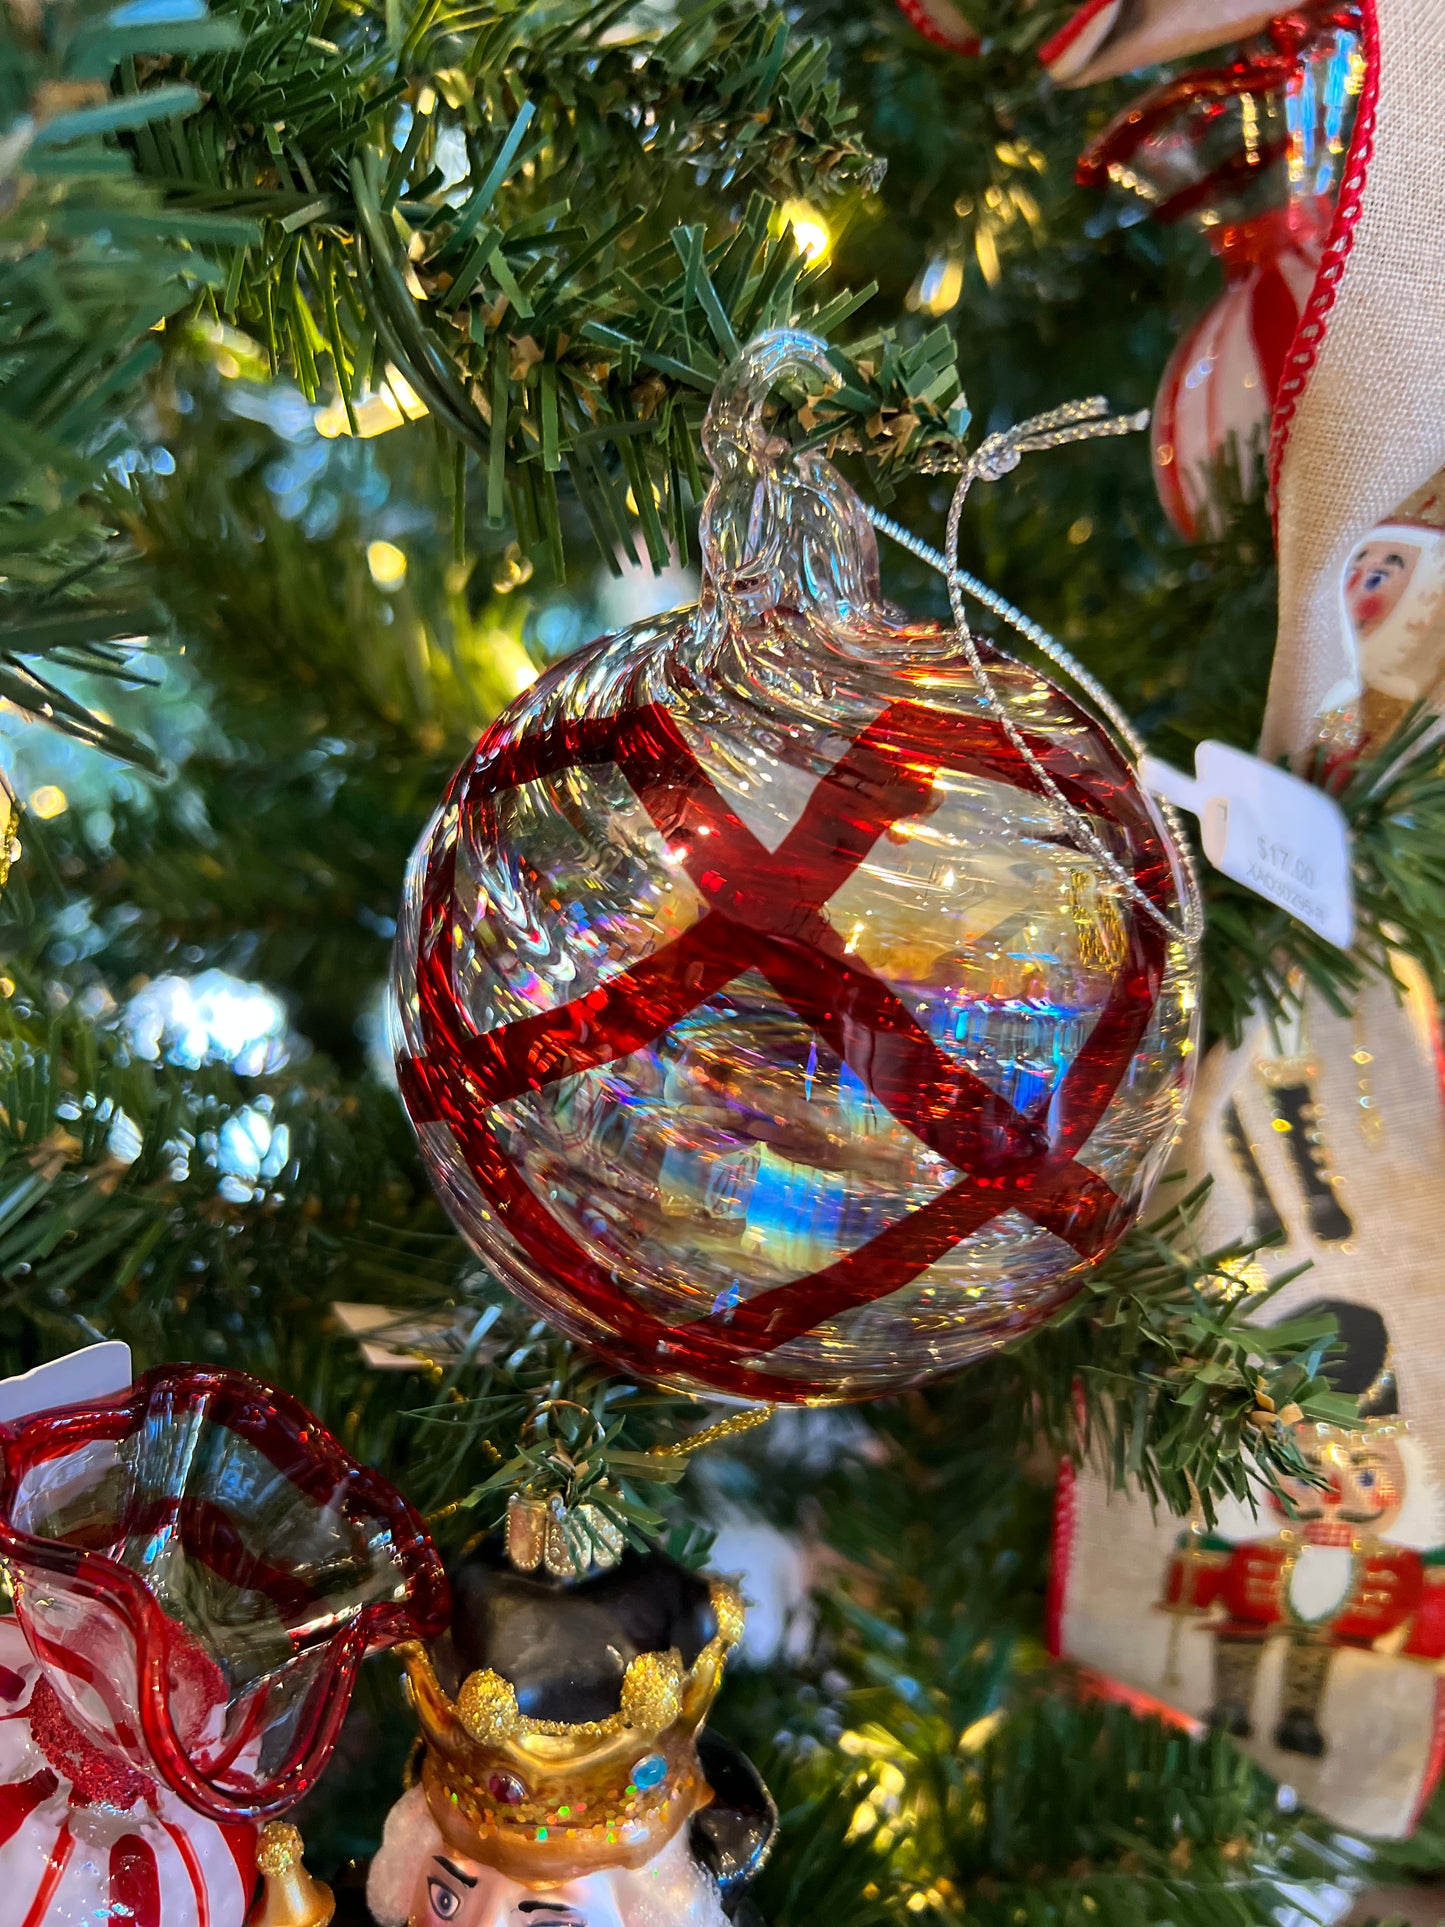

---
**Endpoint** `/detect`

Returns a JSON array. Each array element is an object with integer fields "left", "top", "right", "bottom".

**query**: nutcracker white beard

[
  {"left": 367, "top": 1786, "right": 732, "bottom": 1927},
  {"left": 1287, "top": 1545, "right": 1355, "bottom": 1624}
]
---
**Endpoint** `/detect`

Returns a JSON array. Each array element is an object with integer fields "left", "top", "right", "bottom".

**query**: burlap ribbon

[{"left": 1263, "top": 0, "right": 1445, "bottom": 758}]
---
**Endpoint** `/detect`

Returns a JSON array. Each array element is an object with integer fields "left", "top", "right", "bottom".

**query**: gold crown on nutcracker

[{"left": 398, "top": 1507, "right": 745, "bottom": 1885}]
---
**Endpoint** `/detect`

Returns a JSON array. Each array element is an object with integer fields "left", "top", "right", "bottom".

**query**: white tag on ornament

[
  {"left": 0, "top": 1341, "right": 132, "bottom": 1426},
  {"left": 1140, "top": 741, "right": 1354, "bottom": 951}
]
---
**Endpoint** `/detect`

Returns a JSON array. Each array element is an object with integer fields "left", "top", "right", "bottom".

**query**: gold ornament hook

[{"left": 247, "top": 1822, "right": 335, "bottom": 1927}]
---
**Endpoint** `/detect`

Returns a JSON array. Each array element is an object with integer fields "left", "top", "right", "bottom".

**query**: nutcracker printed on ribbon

[
  {"left": 1163, "top": 1300, "right": 1445, "bottom": 1760},
  {"left": 1053, "top": 962, "right": 1445, "bottom": 1838}
]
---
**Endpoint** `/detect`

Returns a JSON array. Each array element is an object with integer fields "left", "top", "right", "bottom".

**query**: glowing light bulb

[
  {"left": 316, "top": 369, "right": 427, "bottom": 440},
  {"left": 482, "top": 631, "right": 539, "bottom": 698},
  {"left": 781, "top": 201, "right": 832, "bottom": 266},
  {"left": 911, "top": 253, "right": 964, "bottom": 317},
  {"left": 622, "top": 481, "right": 664, "bottom": 519},
  {"left": 367, "top": 541, "right": 409, "bottom": 588}
]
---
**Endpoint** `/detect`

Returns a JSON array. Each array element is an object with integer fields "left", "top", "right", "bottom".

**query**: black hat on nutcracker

[
  {"left": 393, "top": 1498, "right": 777, "bottom": 1913},
  {"left": 1302, "top": 1297, "right": 1398, "bottom": 1420}
]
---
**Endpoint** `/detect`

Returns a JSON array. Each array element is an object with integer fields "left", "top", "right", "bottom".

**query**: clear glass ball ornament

[{"left": 392, "top": 331, "right": 1200, "bottom": 1401}]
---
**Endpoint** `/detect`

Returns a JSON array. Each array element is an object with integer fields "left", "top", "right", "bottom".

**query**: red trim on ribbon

[
  {"left": 1046, "top": 1456, "right": 1078, "bottom": 1660},
  {"left": 1071, "top": 1664, "right": 1204, "bottom": 1734},
  {"left": 1408, "top": 1675, "right": 1445, "bottom": 1836}
]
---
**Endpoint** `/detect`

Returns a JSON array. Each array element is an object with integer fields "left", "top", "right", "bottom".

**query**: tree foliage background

[{"left": 3, "top": 0, "right": 1442, "bottom": 1918}]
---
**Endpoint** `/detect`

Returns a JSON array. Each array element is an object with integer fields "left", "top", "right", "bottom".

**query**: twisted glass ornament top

[
  {"left": 696, "top": 330, "right": 882, "bottom": 636},
  {"left": 392, "top": 331, "right": 1200, "bottom": 1401}
]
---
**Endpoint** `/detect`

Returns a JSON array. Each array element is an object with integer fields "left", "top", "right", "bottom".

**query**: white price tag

[
  {"left": 1141, "top": 740, "right": 1353, "bottom": 952},
  {"left": 0, "top": 1341, "right": 132, "bottom": 1426}
]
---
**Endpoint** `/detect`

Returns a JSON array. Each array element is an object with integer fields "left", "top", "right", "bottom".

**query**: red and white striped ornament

[
  {"left": 1152, "top": 209, "right": 1323, "bottom": 538},
  {"left": 894, "top": 0, "right": 980, "bottom": 55},
  {"left": 1071, "top": 6, "right": 1363, "bottom": 539},
  {"left": 0, "top": 1620, "right": 257, "bottom": 1927}
]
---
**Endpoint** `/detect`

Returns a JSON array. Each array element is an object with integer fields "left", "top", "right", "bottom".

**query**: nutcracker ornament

[
  {"left": 0, "top": 1348, "right": 449, "bottom": 1925},
  {"left": 367, "top": 1529, "right": 774, "bottom": 1927},
  {"left": 391, "top": 328, "right": 1201, "bottom": 1403},
  {"left": 1073, "top": 5, "right": 1364, "bottom": 538}
]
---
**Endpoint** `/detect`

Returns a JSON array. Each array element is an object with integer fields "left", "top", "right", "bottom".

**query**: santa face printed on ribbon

[
  {"left": 1052, "top": 965, "right": 1445, "bottom": 1838},
  {"left": 1318, "top": 470, "right": 1445, "bottom": 753}
]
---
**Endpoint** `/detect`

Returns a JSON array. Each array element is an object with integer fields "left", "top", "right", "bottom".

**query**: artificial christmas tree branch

[
  {"left": 0, "top": 0, "right": 257, "bottom": 766},
  {"left": 15, "top": 0, "right": 1445, "bottom": 1060},
  {"left": 124, "top": 0, "right": 973, "bottom": 569},
  {"left": 999, "top": 1184, "right": 1351, "bottom": 1522}
]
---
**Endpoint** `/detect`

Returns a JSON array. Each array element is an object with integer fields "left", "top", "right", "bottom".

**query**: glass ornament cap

[
  {"left": 0, "top": 1364, "right": 450, "bottom": 1821},
  {"left": 391, "top": 329, "right": 1200, "bottom": 1402}
]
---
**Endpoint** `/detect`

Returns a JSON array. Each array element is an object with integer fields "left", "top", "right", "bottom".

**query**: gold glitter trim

[
  {"left": 415, "top": 1578, "right": 745, "bottom": 1748},
  {"left": 458, "top": 1668, "right": 521, "bottom": 1744},
  {"left": 645, "top": 1408, "right": 773, "bottom": 1457},
  {"left": 256, "top": 1824, "right": 303, "bottom": 1878},
  {"left": 711, "top": 1579, "right": 745, "bottom": 1648},
  {"left": 620, "top": 1650, "right": 683, "bottom": 1732}
]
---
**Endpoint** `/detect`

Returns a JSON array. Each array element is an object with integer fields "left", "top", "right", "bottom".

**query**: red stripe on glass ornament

[
  {"left": 20, "top": 1822, "right": 73, "bottom": 1927},
  {"left": 110, "top": 1836, "right": 163, "bottom": 1927},
  {"left": 0, "top": 1771, "right": 58, "bottom": 1849}
]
